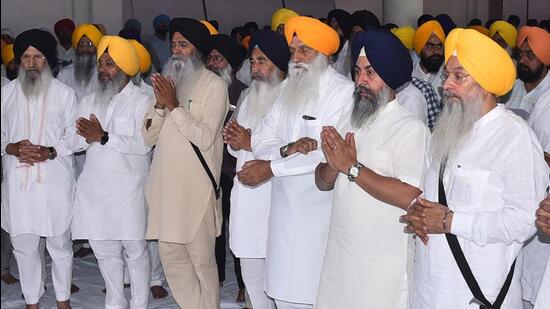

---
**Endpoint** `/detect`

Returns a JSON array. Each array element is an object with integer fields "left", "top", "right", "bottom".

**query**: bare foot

[
  {"left": 73, "top": 247, "right": 93, "bottom": 258},
  {"left": 1, "top": 273, "right": 19, "bottom": 284},
  {"left": 56, "top": 299, "right": 71, "bottom": 309},
  {"left": 150, "top": 285, "right": 169, "bottom": 299},
  {"left": 70, "top": 284, "right": 79, "bottom": 294},
  {"left": 25, "top": 303, "right": 39, "bottom": 309},
  {"left": 236, "top": 288, "right": 245, "bottom": 303}
]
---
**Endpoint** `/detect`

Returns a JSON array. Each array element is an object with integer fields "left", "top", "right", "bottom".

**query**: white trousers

[
  {"left": 11, "top": 230, "right": 72, "bottom": 304},
  {"left": 241, "top": 258, "right": 276, "bottom": 309},
  {"left": 274, "top": 299, "right": 313, "bottom": 309},
  {"left": 124, "top": 240, "right": 165, "bottom": 286},
  {"left": 89, "top": 240, "right": 150, "bottom": 309}
]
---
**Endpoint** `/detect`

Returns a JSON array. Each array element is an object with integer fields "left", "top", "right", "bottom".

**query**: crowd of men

[{"left": 1, "top": 6, "right": 549, "bottom": 309}]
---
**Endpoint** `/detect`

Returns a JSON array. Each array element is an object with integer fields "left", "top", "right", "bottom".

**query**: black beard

[
  {"left": 421, "top": 54, "right": 444, "bottom": 73},
  {"left": 517, "top": 64, "right": 544, "bottom": 83}
]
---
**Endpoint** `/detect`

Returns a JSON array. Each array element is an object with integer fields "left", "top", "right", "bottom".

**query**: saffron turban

[
  {"left": 445, "top": 28, "right": 515, "bottom": 96},
  {"left": 128, "top": 39, "right": 152, "bottom": 73},
  {"left": 54, "top": 18, "right": 75, "bottom": 37},
  {"left": 391, "top": 26, "right": 415, "bottom": 50},
  {"left": 351, "top": 30, "right": 412, "bottom": 90},
  {"left": 271, "top": 8, "right": 299, "bottom": 32},
  {"left": 242, "top": 35, "right": 251, "bottom": 51},
  {"left": 97, "top": 35, "right": 140, "bottom": 76},
  {"left": 284, "top": 16, "right": 340, "bottom": 56},
  {"left": 72, "top": 23, "right": 103, "bottom": 49},
  {"left": 517, "top": 26, "right": 550, "bottom": 65},
  {"left": 169, "top": 17, "right": 211, "bottom": 55},
  {"left": 249, "top": 29, "right": 291, "bottom": 73},
  {"left": 2, "top": 44, "right": 14, "bottom": 65},
  {"left": 14, "top": 29, "right": 58, "bottom": 68},
  {"left": 469, "top": 25, "right": 490, "bottom": 37},
  {"left": 413, "top": 20, "right": 445, "bottom": 54},
  {"left": 200, "top": 20, "right": 218, "bottom": 35},
  {"left": 489, "top": 20, "right": 517, "bottom": 48}
]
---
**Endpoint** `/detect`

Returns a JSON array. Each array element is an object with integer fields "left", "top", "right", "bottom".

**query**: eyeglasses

[
  {"left": 207, "top": 54, "right": 226, "bottom": 63},
  {"left": 171, "top": 40, "right": 190, "bottom": 49},
  {"left": 21, "top": 54, "right": 46, "bottom": 64},
  {"left": 441, "top": 71, "right": 471, "bottom": 84},
  {"left": 78, "top": 41, "right": 94, "bottom": 48}
]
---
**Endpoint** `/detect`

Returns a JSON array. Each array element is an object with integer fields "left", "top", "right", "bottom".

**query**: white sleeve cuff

[{"left": 450, "top": 211, "right": 475, "bottom": 240}]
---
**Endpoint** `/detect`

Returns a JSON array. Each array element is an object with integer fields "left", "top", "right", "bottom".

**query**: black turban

[
  {"left": 435, "top": 14, "right": 456, "bottom": 35},
  {"left": 351, "top": 10, "right": 380, "bottom": 31},
  {"left": 210, "top": 34, "right": 244, "bottom": 70},
  {"left": 327, "top": 9, "right": 352, "bottom": 39},
  {"left": 351, "top": 30, "right": 412, "bottom": 90},
  {"left": 417, "top": 14, "right": 434, "bottom": 27},
  {"left": 249, "top": 29, "right": 290, "bottom": 73},
  {"left": 14, "top": 29, "right": 57, "bottom": 69},
  {"left": 169, "top": 17, "right": 211, "bottom": 55},
  {"left": 119, "top": 28, "right": 141, "bottom": 43}
]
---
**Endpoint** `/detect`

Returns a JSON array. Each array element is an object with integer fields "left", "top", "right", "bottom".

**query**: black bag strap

[
  {"left": 438, "top": 169, "right": 515, "bottom": 309},
  {"left": 190, "top": 142, "right": 221, "bottom": 200}
]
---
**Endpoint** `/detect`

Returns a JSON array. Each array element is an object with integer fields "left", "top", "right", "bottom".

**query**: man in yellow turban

[
  {"left": 128, "top": 39, "right": 155, "bottom": 94},
  {"left": 71, "top": 35, "right": 154, "bottom": 309},
  {"left": 1, "top": 43, "right": 18, "bottom": 82},
  {"left": 489, "top": 20, "right": 517, "bottom": 54},
  {"left": 412, "top": 20, "right": 446, "bottom": 100},
  {"left": 237, "top": 15, "right": 354, "bottom": 309},
  {"left": 271, "top": 8, "right": 298, "bottom": 34},
  {"left": 404, "top": 28, "right": 548, "bottom": 309}
]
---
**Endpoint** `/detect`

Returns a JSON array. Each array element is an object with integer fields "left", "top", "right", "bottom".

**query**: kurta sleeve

[
  {"left": 168, "top": 78, "right": 229, "bottom": 151},
  {"left": 142, "top": 106, "right": 167, "bottom": 147},
  {"left": 52, "top": 88, "right": 82, "bottom": 157},
  {"left": 251, "top": 100, "right": 286, "bottom": 161},
  {"left": 1, "top": 91, "right": 9, "bottom": 155},
  {"left": 392, "top": 123, "right": 430, "bottom": 188}
]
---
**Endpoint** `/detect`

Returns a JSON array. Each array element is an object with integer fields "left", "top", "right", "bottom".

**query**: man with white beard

[
  {"left": 71, "top": 35, "right": 152, "bottom": 309},
  {"left": 143, "top": 17, "right": 229, "bottom": 309},
  {"left": 223, "top": 29, "right": 290, "bottom": 309},
  {"left": 315, "top": 30, "right": 430, "bottom": 309},
  {"left": 403, "top": 28, "right": 549, "bottom": 309},
  {"left": 237, "top": 16, "right": 354, "bottom": 309},
  {"left": 1, "top": 29, "right": 78, "bottom": 309}
]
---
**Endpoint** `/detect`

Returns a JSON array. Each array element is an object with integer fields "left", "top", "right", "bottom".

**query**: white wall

[
  {"left": 423, "top": 0, "right": 489, "bottom": 28},
  {"left": 503, "top": 0, "right": 550, "bottom": 27}
]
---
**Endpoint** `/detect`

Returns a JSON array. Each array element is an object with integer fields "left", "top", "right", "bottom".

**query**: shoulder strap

[
  {"left": 190, "top": 142, "right": 221, "bottom": 200},
  {"left": 439, "top": 171, "right": 515, "bottom": 309}
]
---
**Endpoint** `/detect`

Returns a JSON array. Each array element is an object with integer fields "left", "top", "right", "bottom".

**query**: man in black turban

[{"left": 327, "top": 9, "right": 353, "bottom": 76}]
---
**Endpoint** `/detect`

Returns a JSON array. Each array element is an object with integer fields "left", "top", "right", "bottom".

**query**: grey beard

[
  {"left": 95, "top": 70, "right": 128, "bottom": 104},
  {"left": 162, "top": 54, "right": 203, "bottom": 104},
  {"left": 17, "top": 65, "right": 52, "bottom": 100},
  {"left": 430, "top": 89, "right": 485, "bottom": 167},
  {"left": 132, "top": 74, "right": 143, "bottom": 87},
  {"left": 240, "top": 70, "right": 283, "bottom": 127},
  {"left": 74, "top": 53, "right": 96, "bottom": 85},
  {"left": 350, "top": 85, "right": 391, "bottom": 129},
  {"left": 216, "top": 65, "right": 233, "bottom": 86},
  {"left": 281, "top": 53, "right": 329, "bottom": 113}
]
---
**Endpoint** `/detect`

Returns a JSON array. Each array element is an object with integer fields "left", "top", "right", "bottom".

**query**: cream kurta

[
  {"left": 410, "top": 106, "right": 549, "bottom": 309},
  {"left": 316, "top": 100, "right": 429, "bottom": 309},
  {"left": 57, "top": 63, "right": 99, "bottom": 102},
  {"left": 143, "top": 67, "right": 229, "bottom": 244},
  {"left": 71, "top": 82, "right": 153, "bottom": 240},
  {"left": 1, "top": 78, "right": 78, "bottom": 237}
]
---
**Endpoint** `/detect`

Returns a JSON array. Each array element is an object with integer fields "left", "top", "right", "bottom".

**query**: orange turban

[
  {"left": 469, "top": 25, "right": 490, "bottom": 37},
  {"left": 97, "top": 36, "right": 140, "bottom": 76},
  {"left": 391, "top": 26, "right": 415, "bottom": 50},
  {"left": 72, "top": 23, "right": 103, "bottom": 49},
  {"left": 271, "top": 8, "right": 299, "bottom": 31},
  {"left": 413, "top": 20, "right": 445, "bottom": 55},
  {"left": 128, "top": 39, "right": 152, "bottom": 73},
  {"left": 445, "top": 28, "right": 515, "bottom": 96},
  {"left": 2, "top": 44, "right": 14, "bottom": 66},
  {"left": 200, "top": 20, "right": 218, "bottom": 35},
  {"left": 284, "top": 16, "right": 340, "bottom": 56},
  {"left": 242, "top": 35, "right": 251, "bottom": 51},
  {"left": 489, "top": 20, "right": 517, "bottom": 48},
  {"left": 517, "top": 26, "right": 550, "bottom": 65}
]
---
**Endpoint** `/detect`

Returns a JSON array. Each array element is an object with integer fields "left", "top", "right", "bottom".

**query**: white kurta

[
  {"left": 534, "top": 258, "right": 550, "bottom": 308},
  {"left": 316, "top": 100, "right": 430, "bottom": 309},
  {"left": 236, "top": 59, "right": 252, "bottom": 86},
  {"left": 397, "top": 83, "right": 429, "bottom": 124},
  {"left": 409, "top": 105, "right": 550, "bottom": 309},
  {"left": 71, "top": 82, "right": 153, "bottom": 240},
  {"left": 412, "top": 60, "right": 443, "bottom": 100},
  {"left": 228, "top": 87, "right": 274, "bottom": 258},
  {"left": 505, "top": 72, "right": 550, "bottom": 120},
  {"left": 56, "top": 44, "right": 75, "bottom": 65},
  {"left": 1, "top": 78, "right": 78, "bottom": 237},
  {"left": 528, "top": 89, "right": 550, "bottom": 152},
  {"left": 252, "top": 66, "right": 354, "bottom": 304},
  {"left": 57, "top": 63, "right": 99, "bottom": 102},
  {"left": 331, "top": 40, "right": 349, "bottom": 77}
]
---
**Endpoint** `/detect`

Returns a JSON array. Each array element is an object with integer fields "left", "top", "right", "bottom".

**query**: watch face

[{"left": 350, "top": 166, "right": 359, "bottom": 177}]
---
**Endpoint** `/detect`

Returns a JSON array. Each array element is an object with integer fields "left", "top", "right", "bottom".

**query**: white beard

[
  {"left": 18, "top": 65, "right": 52, "bottom": 100},
  {"left": 95, "top": 70, "right": 128, "bottom": 105},
  {"left": 162, "top": 54, "right": 203, "bottom": 105},
  {"left": 431, "top": 88, "right": 485, "bottom": 168},
  {"left": 280, "top": 53, "right": 329, "bottom": 114},
  {"left": 240, "top": 70, "right": 283, "bottom": 127}
]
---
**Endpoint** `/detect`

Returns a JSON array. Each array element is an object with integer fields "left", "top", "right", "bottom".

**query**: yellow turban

[
  {"left": 284, "top": 16, "right": 340, "bottom": 56},
  {"left": 469, "top": 25, "right": 490, "bottom": 37},
  {"left": 489, "top": 20, "right": 517, "bottom": 48},
  {"left": 412, "top": 20, "right": 445, "bottom": 55},
  {"left": 200, "top": 20, "right": 218, "bottom": 35},
  {"left": 97, "top": 36, "right": 140, "bottom": 76},
  {"left": 517, "top": 26, "right": 550, "bottom": 65},
  {"left": 128, "top": 39, "right": 151, "bottom": 73},
  {"left": 72, "top": 23, "right": 103, "bottom": 49},
  {"left": 445, "top": 28, "right": 515, "bottom": 96},
  {"left": 271, "top": 8, "right": 299, "bottom": 32},
  {"left": 391, "top": 26, "right": 415, "bottom": 50},
  {"left": 2, "top": 44, "right": 14, "bottom": 66}
]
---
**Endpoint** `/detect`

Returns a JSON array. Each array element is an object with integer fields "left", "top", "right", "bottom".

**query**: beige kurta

[{"left": 143, "top": 67, "right": 229, "bottom": 244}]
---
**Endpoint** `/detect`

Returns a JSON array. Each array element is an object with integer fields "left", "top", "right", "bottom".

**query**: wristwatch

[
  {"left": 100, "top": 131, "right": 109, "bottom": 145},
  {"left": 280, "top": 142, "right": 293, "bottom": 158},
  {"left": 48, "top": 147, "right": 57, "bottom": 160},
  {"left": 347, "top": 162, "right": 364, "bottom": 182}
]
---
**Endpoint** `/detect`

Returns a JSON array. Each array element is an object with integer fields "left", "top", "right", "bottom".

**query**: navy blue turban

[
  {"left": 351, "top": 30, "right": 412, "bottom": 90},
  {"left": 249, "top": 30, "right": 290, "bottom": 73}
]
